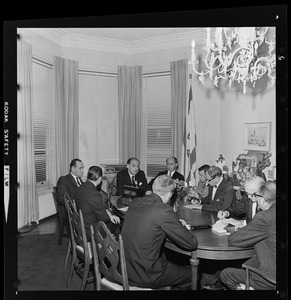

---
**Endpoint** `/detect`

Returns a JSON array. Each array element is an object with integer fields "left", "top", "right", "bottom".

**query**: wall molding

[{"left": 20, "top": 27, "right": 208, "bottom": 55}]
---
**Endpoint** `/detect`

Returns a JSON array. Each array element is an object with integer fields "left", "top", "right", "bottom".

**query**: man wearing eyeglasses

[
  {"left": 203, "top": 175, "right": 266, "bottom": 290},
  {"left": 191, "top": 165, "right": 235, "bottom": 212},
  {"left": 220, "top": 181, "right": 276, "bottom": 290},
  {"left": 217, "top": 175, "right": 265, "bottom": 224}
]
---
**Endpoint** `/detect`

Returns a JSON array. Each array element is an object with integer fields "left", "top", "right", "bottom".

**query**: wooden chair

[
  {"left": 91, "top": 221, "right": 171, "bottom": 290},
  {"left": 63, "top": 192, "right": 76, "bottom": 268},
  {"left": 52, "top": 187, "right": 69, "bottom": 245},
  {"left": 65, "top": 199, "right": 94, "bottom": 290},
  {"left": 240, "top": 263, "right": 276, "bottom": 290}
]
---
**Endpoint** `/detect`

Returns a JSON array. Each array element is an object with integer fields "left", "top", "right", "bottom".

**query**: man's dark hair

[
  {"left": 127, "top": 157, "right": 140, "bottom": 164},
  {"left": 87, "top": 166, "right": 103, "bottom": 181},
  {"left": 70, "top": 158, "right": 82, "bottom": 170},
  {"left": 207, "top": 165, "right": 223, "bottom": 178},
  {"left": 198, "top": 164, "right": 210, "bottom": 172}
]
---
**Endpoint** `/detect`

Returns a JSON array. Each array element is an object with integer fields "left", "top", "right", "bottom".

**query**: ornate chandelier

[{"left": 189, "top": 27, "right": 276, "bottom": 94}]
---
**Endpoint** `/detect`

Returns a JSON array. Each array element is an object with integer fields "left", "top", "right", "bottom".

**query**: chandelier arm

[{"left": 189, "top": 27, "right": 275, "bottom": 92}]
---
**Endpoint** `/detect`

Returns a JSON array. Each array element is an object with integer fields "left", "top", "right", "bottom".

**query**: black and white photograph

[{"left": 3, "top": 6, "right": 287, "bottom": 300}]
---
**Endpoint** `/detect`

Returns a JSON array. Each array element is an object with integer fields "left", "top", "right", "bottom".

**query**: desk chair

[
  {"left": 240, "top": 263, "right": 276, "bottom": 290},
  {"left": 52, "top": 187, "right": 69, "bottom": 245},
  {"left": 91, "top": 222, "right": 171, "bottom": 290},
  {"left": 65, "top": 199, "right": 94, "bottom": 290}
]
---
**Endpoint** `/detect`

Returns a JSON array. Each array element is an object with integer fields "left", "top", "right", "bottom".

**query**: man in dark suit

[
  {"left": 217, "top": 175, "right": 265, "bottom": 224},
  {"left": 116, "top": 157, "right": 151, "bottom": 197},
  {"left": 121, "top": 175, "right": 198, "bottom": 289},
  {"left": 148, "top": 156, "right": 184, "bottom": 190},
  {"left": 56, "top": 158, "right": 85, "bottom": 205},
  {"left": 220, "top": 181, "right": 276, "bottom": 290},
  {"left": 73, "top": 166, "right": 121, "bottom": 241},
  {"left": 191, "top": 165, "right": 235, "bottom": 212},
  {"left": 203, "top": 175, "right": 267, "bottom": 290}
]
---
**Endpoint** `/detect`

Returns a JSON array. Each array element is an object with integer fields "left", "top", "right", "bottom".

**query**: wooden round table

[{"left": 110, "top": 196, "right": 255, "bottom": 290}]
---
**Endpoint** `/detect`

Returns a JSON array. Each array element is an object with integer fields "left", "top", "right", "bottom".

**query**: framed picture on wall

[{"left": 244, "top": 122, "right": 271, "bottom": 151}]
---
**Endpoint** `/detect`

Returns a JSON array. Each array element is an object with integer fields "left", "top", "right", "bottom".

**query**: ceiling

[{"left": 57, "top": 27, "right": 197, "bottom": 42}]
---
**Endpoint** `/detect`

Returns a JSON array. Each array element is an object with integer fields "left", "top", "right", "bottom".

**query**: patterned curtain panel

[
  {"left": 17, "top": 40, "right": 39, "bottom": 228},
  {"left": 170, "top": 59, "right": 187, "bottom": 171},
  {"left": 118, "top": 65, "right": 142, "bottom": 163},
  {"left": 53, "top": 56, "right": 79, "bottom": 179}
]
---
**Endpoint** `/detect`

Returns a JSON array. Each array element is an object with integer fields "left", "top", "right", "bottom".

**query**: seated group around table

[{"left": 56, "top": 157, "right": 276, "bottom": 290}]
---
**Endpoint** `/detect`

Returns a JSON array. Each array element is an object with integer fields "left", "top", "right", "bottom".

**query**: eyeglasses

[
  {"left": 206, "top": 176, "right": 216, "bottom": 182},
  {"left": 244, "top": 191, "right": 263, "bottom": 198}
]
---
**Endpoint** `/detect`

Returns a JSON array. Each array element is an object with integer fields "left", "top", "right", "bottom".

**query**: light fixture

[{"left": 189, "top": 27, "right": 276, "bottom": 94}]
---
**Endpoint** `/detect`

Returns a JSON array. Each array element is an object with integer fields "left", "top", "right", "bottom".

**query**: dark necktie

[
  {"left": 132, "top": 176, "right": 136, "bottom": 187},
  {"left": 77, "top": 177, "right": 82, "bottom": 187}
]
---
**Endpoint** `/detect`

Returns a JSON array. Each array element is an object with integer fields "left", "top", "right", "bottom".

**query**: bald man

[
  {"left": 148, "top": 156, "right": 184, "bottom": 190},
  {"left": 217, "top": 175, "right": 265, "bottom": 224}
]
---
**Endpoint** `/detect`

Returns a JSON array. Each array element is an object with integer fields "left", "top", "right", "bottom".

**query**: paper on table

[
  {"left": 221, "top": 218, "right": 246, "bottom": 227},
  {"left": 118, "top": 206, "right": 129, "bottom": 212},
  {"left": 212, "top": 218, "right": 246, "bottom": 234},
  {"left": 212, "top": 220, "right": 227, "bottom": 234},
  {"left": 184, "top": 204, "right": 202, "bottom": 210}
]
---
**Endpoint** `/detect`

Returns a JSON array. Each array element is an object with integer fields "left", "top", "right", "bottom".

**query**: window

[
  {"left": 32, "top": 59, "right": 55, "bottom": 191},
  {"left": 141, "top": 73, "right": 172, "bottom": 178},
  {"left": 79, "top": 72, "right": 119, "bottom": 166}
]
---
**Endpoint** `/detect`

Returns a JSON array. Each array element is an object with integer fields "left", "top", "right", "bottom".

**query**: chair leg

[
  {"left": 58, "top": 215, "right": 64, "bottom": 245},
  {"left": 66, "top": 253, "right": 77, "bottom": 287},
  {"left": 245, "top": 268, "right": 250, "bottom": 290},
  {"left": 81, "top": 261, "right": 90, "bottom": 290},
  {"left": 64, "top": 239, "right": 72, "bottom": 268}
]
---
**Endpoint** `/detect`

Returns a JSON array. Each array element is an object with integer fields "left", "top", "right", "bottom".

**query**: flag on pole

[{"left": 184, "top": 82, "right": 198, "bottom": 186}]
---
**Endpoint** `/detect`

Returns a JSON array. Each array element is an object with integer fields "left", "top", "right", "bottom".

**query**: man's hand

[
  {"left": 109, "top": 215, "right": 120, "bottom": 224},
  {"left": 145, "top": 190, "right": 152, "bottom": 196},
  {"left": 179, "top": 219, "right": 191, "bottom": 230},
  {"left": 106, "top": 209, "right": 120, "bottom": 224},
  {"left": 217, "top": 210, "right": 229, "bottom": 219}
]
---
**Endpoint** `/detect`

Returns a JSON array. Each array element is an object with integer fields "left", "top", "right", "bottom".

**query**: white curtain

[
  {"left": 53, "top": 56, "right": 79, "bottom": 179},
  {"left": 17, "top": 40, "right": 39, "bottom": 227},
  {"left": 118, "top": 65, "right": 142, "bottom": 163}
]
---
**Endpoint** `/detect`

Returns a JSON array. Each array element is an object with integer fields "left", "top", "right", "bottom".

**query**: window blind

[
  {"left": 79, "top": 72, "right": 119, "bottom": 165},
  {"left": 32, "top": 60, "right": 55, "bottom": 191},
  {"left": 142, "top": 74, "right": 172, "bottom": 178}
]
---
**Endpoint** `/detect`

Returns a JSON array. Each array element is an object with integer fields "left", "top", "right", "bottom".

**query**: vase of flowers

[{"left": 171, "top": 180, "right": 200, "bottom": 212}]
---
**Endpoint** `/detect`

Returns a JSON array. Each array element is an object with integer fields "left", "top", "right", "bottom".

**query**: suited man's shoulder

[
  {"left": 117, "top": 168, "right": 128, "bottom": 177},
  {"left": 221, "top": 177, "right": 234, "bottom": 189},
  {"left": 174, "top": 171, "right": 184, "bottom": 180},
  {"left": 136, "top": 169, "right": 147, "bottom": 178}
]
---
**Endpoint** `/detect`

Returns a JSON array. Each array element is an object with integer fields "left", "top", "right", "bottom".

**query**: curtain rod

[
  {"left": 32, "top": 60, "right": 170, "bottom": 78},
  {"left": 32, "top": 57, "right": 53, "bottom": 67}
]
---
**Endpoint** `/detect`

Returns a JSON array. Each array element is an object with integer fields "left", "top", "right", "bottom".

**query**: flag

[{"left": 183, "top": 83, "right": 197, "bottom": 186}]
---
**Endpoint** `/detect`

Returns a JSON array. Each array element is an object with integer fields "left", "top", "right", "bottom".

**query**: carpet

[{"left": 17, "top": 233, "right": 95, "bottom": 291}]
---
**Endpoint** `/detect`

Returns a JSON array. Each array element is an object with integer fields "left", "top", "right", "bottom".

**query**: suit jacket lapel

[
  {"left": 69, "top": 173, "right": 78, "bottom": 187},
  {"left": 212, "top": 178, "right": 225, "bottom": 201}
]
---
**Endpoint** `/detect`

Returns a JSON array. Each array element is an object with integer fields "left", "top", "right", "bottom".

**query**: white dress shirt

[{"left": 212, "top": 177, "right": 223, "bottom": 200}]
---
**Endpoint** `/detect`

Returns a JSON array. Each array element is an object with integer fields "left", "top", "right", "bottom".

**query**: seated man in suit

[
  {"left": 56, "top": 158, "right": 85, "bottom": 205},
  {"left": 217, "top": 175, "right": 265, "bottom": 224},
  {"left": 220, "top": 181, "right": 276, "bottom": 290},
  {"left": 195, "top": 164, "right": 210, "bottom": 199},
  {"left": 121, "top": 175, "right": 198, "bottom": 289},
  {"left": 116, "top": 157, "right": 151, "bottom": 197},
  {"left": 73, "top": 166, "right": 121, "bottom": 241},
  {"left": 148, "top": 156, "right": 184, "bottom": 190},
  {"left": 203, "top": 175, "right": 267, "bottom": 290},
  {"left": 191, "top": 165, "right": 235, "bottom": 212}
]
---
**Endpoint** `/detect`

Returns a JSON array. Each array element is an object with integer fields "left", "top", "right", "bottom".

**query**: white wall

[{"left": 19, "top": 28, "right": 276, "bottom": 179}]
